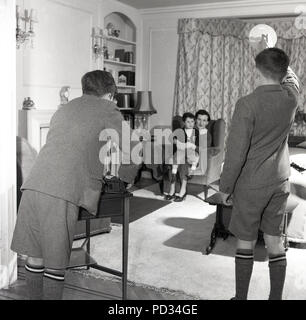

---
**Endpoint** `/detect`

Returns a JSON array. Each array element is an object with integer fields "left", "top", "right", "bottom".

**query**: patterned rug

[{"left": 74, "top": 183, "right": 306, "bottom": 300}]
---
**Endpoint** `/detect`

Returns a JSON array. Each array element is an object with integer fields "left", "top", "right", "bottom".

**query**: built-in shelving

[
  {"left": 105, "top": 36, "right": 136, "bottom": 46},
  {"left": 104, "top": 59, "right": 136, "bottom": 67},
  {"left": 104, "top": 12, "right": 137, "bottom": 128},
  {"left": 116, "top": 85, "right": 136, "bottom": 89}
]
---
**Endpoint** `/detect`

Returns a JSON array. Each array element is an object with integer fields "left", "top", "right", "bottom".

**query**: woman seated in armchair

[{"left": 164, "top": 109, "right": 212, "bottom": 202}]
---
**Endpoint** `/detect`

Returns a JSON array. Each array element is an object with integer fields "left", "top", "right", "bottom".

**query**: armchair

[{"left": 171, "top": 116, "right": 226, "bottom": 199}]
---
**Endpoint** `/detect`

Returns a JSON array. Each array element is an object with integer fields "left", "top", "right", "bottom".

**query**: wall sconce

[
  {"left": 16, "top": 5, "right": 38, "bottom": 49},
  {"left": 91, "top": 27, "right": 108, "bottom": 61}
]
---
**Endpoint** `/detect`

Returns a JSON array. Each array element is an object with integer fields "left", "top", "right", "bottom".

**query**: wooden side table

[
  {"left": 204, "top": 193, "right": 298, "bottom": 255},
  {"left": 67, "top": 191, "right": 133, "bottom": 300}
]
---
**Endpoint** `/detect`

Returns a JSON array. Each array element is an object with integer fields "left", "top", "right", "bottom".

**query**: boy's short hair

[
  {"left": 182, "top": 112, "right": 195, "bottom": 122},
  {"left": 195, "top": 109, "right": 211, "bottom": 122},
  {"left": 81, "top": 70, "right": 117, "bottom": 97},
  {"left": 255, "top": 48, "right": 289, "bottom": 82}
]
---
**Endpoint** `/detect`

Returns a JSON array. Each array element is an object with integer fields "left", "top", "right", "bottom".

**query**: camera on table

[{"left": 102, "top": 175, "right": 127, "bottom": 194}]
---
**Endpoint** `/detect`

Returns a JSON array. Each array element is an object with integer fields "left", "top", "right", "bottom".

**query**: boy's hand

[
  {"left": 252, "top": 34, "right": 269, "bottom": 56},
  {"left": 205, "top": 191, "right": 233, "bottom": 206},
  {"left": 219, "top": 192, "right": 233, "bottom": 206}
]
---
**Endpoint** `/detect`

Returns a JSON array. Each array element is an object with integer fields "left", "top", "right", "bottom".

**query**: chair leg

[{"left": 283, "top": 212, "right": 289, "bottom": 251}]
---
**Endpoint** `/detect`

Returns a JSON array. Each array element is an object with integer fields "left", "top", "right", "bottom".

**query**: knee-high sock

[
  {"left": 24, "top": 264, "right": 44, "bottom": 300},
  {"left": 235, "top": 249, "right": 254, "bottom": 300},
  {"left": 43, "top": 270, "right": 65, "bottom": 300},
  {"left": 269, "top": 253, "right": 287, "bottom": 300}
]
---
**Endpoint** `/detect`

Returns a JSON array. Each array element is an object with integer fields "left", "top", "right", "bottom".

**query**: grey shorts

[
  {"left": 11, "top": 190, "right": 79, "bottom": 269},
  {"left": 229, "top": 179, "right": 290, "bottom": 241}
]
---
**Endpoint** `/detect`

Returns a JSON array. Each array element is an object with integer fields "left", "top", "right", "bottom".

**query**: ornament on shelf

[
  {"left": 118, "top": 74, "right": 127, "bottom": 86},
  {"left": 22, "top": 97, "right": 35, "bottom": 110},
  {"left": 106, "top": 23, "right": 115, "bottom": 36},
  {"left": 113, "top": 29, "right": 120, "bottom": 38},
  {"left": 59, "top": 86, "right": 70, "bottom": 106}
]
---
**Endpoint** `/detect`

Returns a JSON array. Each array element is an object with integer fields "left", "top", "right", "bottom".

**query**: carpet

[{"left": 74, "top": 183, "right": 306, "bottom": 300}]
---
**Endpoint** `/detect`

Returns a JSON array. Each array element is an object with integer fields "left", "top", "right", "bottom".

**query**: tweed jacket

[
  {"left": 220, "top": 68, "right": 300, "bottom": 194},
  {"left": 22, "top": 94, "right": 132, "bottom": 215}
]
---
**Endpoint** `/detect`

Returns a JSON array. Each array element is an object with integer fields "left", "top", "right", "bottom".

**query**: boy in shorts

[
  {"left": 11, "top": 71, "right": 138, "bottom": 300},
  {"left": 219, "top": 46, "right": 300, "bottom": 300}
]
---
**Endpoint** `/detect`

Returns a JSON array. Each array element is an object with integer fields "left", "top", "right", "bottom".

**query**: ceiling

[{"left": 117, "top": 0, "right": 250, "bottom": 9}]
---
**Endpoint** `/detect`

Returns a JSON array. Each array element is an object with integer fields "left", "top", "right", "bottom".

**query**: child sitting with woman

[
  {"left": 171, "top": 112, "right": 200, "bottom": 178},
  {"left": 165, "top": 110, "right": 211, "bottom": 202}
]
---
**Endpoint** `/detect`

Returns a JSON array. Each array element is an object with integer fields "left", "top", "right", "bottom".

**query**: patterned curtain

[{"left": 173, "top": 18, "right": 306, "bottom": 141}]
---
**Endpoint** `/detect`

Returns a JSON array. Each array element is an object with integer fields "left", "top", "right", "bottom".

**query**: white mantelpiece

[{"left": 18, "top": 110, "right": 56, "bottom": 152}]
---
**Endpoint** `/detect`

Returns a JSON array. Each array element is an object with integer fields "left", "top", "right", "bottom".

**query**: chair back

[
  {"left": 172, "top": 115, "right": 184, "bottom": 131},
  {"left": 207, "top": 119, "right": 225, "bottom": 149}
]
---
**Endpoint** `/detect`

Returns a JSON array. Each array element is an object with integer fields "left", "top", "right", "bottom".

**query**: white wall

[
  {"left": 141, "top": 0, "right": 306, "bottom": 128},
  {"left": 16, "top": 0, "right": 141, "bottom": 112},
  {"left": 0, "top": 0, "right": 17, "bottom": 289}
]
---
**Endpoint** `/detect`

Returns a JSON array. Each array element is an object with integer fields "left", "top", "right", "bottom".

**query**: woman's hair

[
  {"left": 195, "top": 109, "right": 211, "bottom": 122},
  {"left": 255, "top": 48, "right": 289, "bottom": 82},
  {"left": 81, "top": 70, "right": 117, "bottom": 97},
  {"left": 182, "top": 112, "right": 195, "bottom": 122}
]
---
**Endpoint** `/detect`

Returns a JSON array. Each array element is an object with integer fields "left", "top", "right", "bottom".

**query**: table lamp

[{"left": 133, "top": 91, "right": 157, "bottom": 130}]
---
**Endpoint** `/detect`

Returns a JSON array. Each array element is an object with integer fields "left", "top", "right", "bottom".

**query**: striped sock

[
  {"left": 234, "top": 249, "right": 254, "bottom": 300},
  {"left": 269, "top": 253, "right": 287, "bottom": 300},
  {"left": 25, "top": 264, "right": 45, "bottom": 300},
  {"left": 43, "top": 270, "right": 65, "bottom": 300}
]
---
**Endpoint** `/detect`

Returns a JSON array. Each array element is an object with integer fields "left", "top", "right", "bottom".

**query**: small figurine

[
  {"left": 22, "top": 97, "right": 35, "bottom": 110},
  {"left": 106, "top": 23, "right": 115, "bottom": 36},
  {"left": 59, "top": 86, "right": 70, "bottom": 105},
  {"left": 118, "top": 74, "right": 127, "bottom": 86},
  {"left": 113, "top": 29, "right": 120, "bottom": 38}
]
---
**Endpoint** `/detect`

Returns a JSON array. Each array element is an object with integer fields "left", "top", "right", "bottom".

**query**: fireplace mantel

[{"left": 18, "top": 109, "right": 56, "bottom": 152}]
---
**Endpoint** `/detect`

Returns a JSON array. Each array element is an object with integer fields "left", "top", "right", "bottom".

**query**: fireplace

[{"left": 18, "top": 109, "right": 56, "bottom": 152}]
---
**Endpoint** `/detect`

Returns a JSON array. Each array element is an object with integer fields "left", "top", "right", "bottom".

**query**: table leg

[
  {"left": 86, "top": 219, "right": 91, "bottom": 270},
  {"left": 283, "top": 212, "right": 289, "bottom": 251},
  {"left": 122, "top": 197, "right": 129, "bottom": 300},
  {"left": 206, "top": 224, "right": 217, "bottom": 255}
]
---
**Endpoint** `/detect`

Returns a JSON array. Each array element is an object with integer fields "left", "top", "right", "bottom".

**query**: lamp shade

[{"left": 134, "top": 91, "right": 157, "bottom": 114}]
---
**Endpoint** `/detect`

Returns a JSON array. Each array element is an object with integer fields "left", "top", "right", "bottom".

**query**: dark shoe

[
  {"left": 165, "top": 194, "right": 176, "bottom": 201},
  {"left": 174, "top": 193, "right": 187, "bottom": 202}
]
